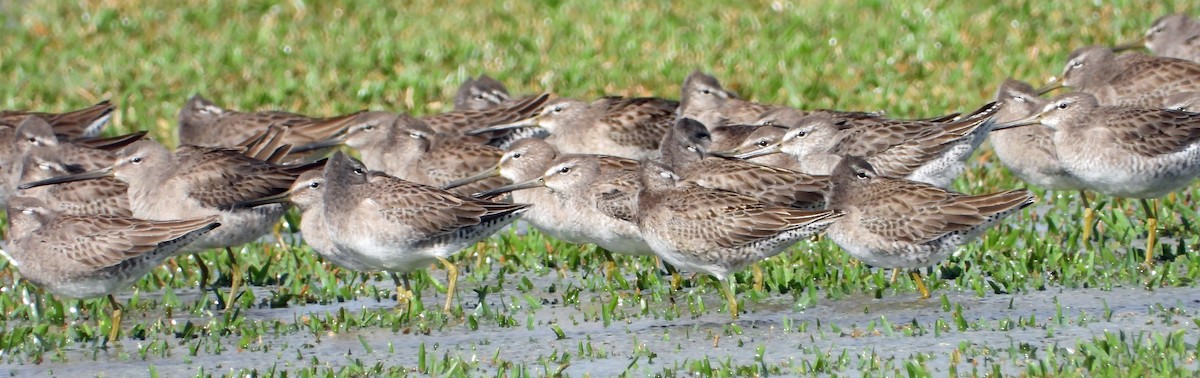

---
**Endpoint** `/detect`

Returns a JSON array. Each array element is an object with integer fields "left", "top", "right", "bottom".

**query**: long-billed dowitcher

[
  {"left": 823, "top": 157, "right": 1034, "bottom": 298},
  {"left": 321, "top": 152, "right": 529, "bottom": 312},
  {"left": 660, "top": 118, "right": 828, "bottom": 209},
  {"left": 446, "top": 138, "right": 638, "bottom": 240},
  {"left": 1121, "top": 14, "right": 1199, "bottom": 63},
  {"left": 14, "top": 148, "right": 131, "bottom": 217},
  {"left": 19, "top": 139, "right": 324, "bottom": 308},
  {"left": 1166, "top": 91, "right": 1200, "bottom": 111},
  {"left": 3, "top": 196, "right": 219, "bottom": 342},
  {"left": 420, "top": 93, "right": 550, "bottom": 139},
  {"left": 454, "top": 75, "right": 513, "bottom": 111},
  {"left": 472, "top": 155, "right": 653, "bottom": 262},
  {"left": 1044, "top": 45, "right": 1200, "bottom": 107},
  {"left": 469, "top": 96, "right": 678, "bottom": 159},
  {"left": 713, "top": 125, "right": 802, "bottom": 171},
  {"left": 679, "top": 71, "right": 779, "bottom": 127},
  {"left": 339, "top": 112, "right": 509, "bottom": 196},
  {"left": 995, "top": 92, "right": 1200, "bottom": 265},
  {"left": 988, "top": 79, "right": 1095, "bottom": 242},
  {"left": 635, "top": 160, "right": 842, "bottom": 319},
  {"left": 733, "top": 103, "right": 1000, "bottom": 188},
  {"left": 0, "top": 100, "right": 114, "bottom": 140},
  {"left": 178, "top": 94, "right": 366, "bottom": 149}
]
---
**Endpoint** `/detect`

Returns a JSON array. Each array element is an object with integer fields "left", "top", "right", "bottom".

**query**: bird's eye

[
  {"left": 855, "top": 172, "right": 869, "bottom": 179},
  {"left": 362, "top": 124, "right": 375, "bottom": 131},
  {"left": 558, "top": 167, "right": 571, "bottom": 174},
  {"left": 1012, "top": 95, "right": 1025, "bottom": 102},
  {"left": 553, "top": 106, "right": 564, "bottom": 113},
  {"left": 1057, "top": 102, "right": 1069, "bottom": 110},
  {"left": 761, "top": 121, "right": 774, "bottom": 126},
  {"left": 309, "top": 181, "right": 321, "bottom": 188},
  {"left": 26, "top": 137, "right": 37, "bottom": 143},
  {"left": 474, "top": 94, "right": 485, "bottom": 100},
  {"left": 512, "top": 153, "right": 522, "bottom": 159},
  {"left": 756, "top": 140, "right": 769, "bottom": 147},
  {"left": 131, "top": 157, "right": 143, "bottom": 164},
  {"left": 686, "top": 145, "right": 699, "bottom": 152},
  {"left": 796, "top": 131, "right": 808, "bottom": 137},
  {"left": 1072, "top": 61, "right": 1083, "bottom": 68},
  {"left": 700, "top": 89, "right": 712, "bottom": 95},
  {"left": 409, "top": 132, "right": 423, "bottom": 139},
  {"left": 353, "top": 167, "right": 365, "bottom": 175}
]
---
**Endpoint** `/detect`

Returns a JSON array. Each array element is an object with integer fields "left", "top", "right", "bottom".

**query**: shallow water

[{"left": 7, "top": 274, "right": 1199, "bottom": 376}]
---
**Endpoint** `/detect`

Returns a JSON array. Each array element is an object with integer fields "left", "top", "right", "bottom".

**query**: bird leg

[
  {"left": 1140, "top": 198, "right": 1158, "bottom": 266},
  {"left": 107, "top": 295, "right": 123, "bottom": 343},
  {"left": 911, "top": 270, "right": 931, "bottom": 299},
  {"left": 1079, "top": 190, "right": 1094, "bottom": 248},
  {"left": 718, "top": 277, "right": 739, "bottom": 320},
  {"left": 751, "top": 263, "right": 765, "bottom": 292},
  {"left": 224, "top": 247, "right": 242, "bottom": 310},
  {"left": 437, "top": 257, "right": 458, "bottom": 313},
  {"left": 390, "top": 272, "right": 414, "bottom": 313}
]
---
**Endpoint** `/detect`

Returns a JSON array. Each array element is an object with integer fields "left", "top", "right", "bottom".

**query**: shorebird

[
  {"left": 468, "top": 96, "right": 678, "bottom": 159},
  {"left": 988, "top": 79, "right": 1094, "bottom": 242},
  {"left": 660, "top": 118, "right": 828, "bottom": 209},
  {"left": 732, "top": 103, "right": 1000, "bottom": 189},
  {"left": 445, "top": 138, "right": 639, "bottom": 240},
  {"left": 339, "top": 112, "right": 509, "bottom": 195},
  {"left": 14, "top": 148, "right": 131, "bottom": 217},
  {"left": 19, "top": 139, "right": 324, "bottom": 308},
  {"left": 1, "top": 116, "right": 143, "bottom": 207},
  {"left": 177, "top": 94, "right": 366, "bottom": 150},
  {"left": 321, "top": 152, "right": 529, "bottom": 312},
  {"left": 454, "top": 74, "right": 512, "bottom": 111},
  {"left": 679, "top": 71, "right": 779, "bottom": 127},
  {"left": 419, "top": 93, "right": 550, "bottom": 139},
  {"left": 713, "top": 125, "right": 802, "bottom": 171},
  {"left": 0, "top": 100, "right": 114, "bottom": 140},
  {"left": 1166, "top": 92, "right": 1200, "bottom": 112},
  {"left": 1118, "top": 14, "right": 1200, "bottom": 63},
  {"left": 472, "top": 155, "right": 653, "bottom": 260},
  {"left": 822, "top": 157, "right": 1033, "bottom": 298},
  {"left": 995, "top": 92, "right": 1200, "bottom": 265},
  {"left": 635, "top": 160, "right": 842, "bottom": 319},
  {"left": 1043, "top": 45, "right": 1200, "bottom": 108},
  {"left": 3, "top": 196, "right": 219, "bottom": 342}
]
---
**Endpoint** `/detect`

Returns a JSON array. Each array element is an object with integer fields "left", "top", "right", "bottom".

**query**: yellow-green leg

[
  {"left": 1079, "top": 190, "right": 1094, "bottom": 247},
  {"left": 437, "top": 257, "right": 458, "bottom": 313},
  {"left": 107, "top": 295, "right": 123, "bottom": 343},
  {"left": 193, "top": 253, "right": 211, "bottom": 289},
  {"left": 224, "top": 247, "right": 242, "bottom": 310},
  {"left": 911, "top": 271, "right": 930, "bottom": 299},
  {"left": 1140, "top": 199, "right": 1159, "bottom": 266},
  {"left": 718, "top": 278, "right": 739, "bottom": 320},
  {"left": 751, "top": 263, "right": 764, "bottom": 292},
  {"left": 391, "top": 272, "right": 414, "bottom": 312}
]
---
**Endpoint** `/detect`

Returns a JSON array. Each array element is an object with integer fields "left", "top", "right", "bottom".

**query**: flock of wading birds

[{"left": 1, "top": 14, "right": 1200, "bottom": 342}]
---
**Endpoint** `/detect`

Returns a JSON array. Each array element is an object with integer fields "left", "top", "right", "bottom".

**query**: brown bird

[
  {"left": 177, "top": 94, "right": 366, "bottom": 150},
  {"left": 1044, "top": 45, "right": 1200, "bottom": 107},
  {"left": 822, "top": 157, "right": 1034, "bottom": 299},
  {"left": 471, "top": 96, "right": 678, "bottom": 159},
  {"left": 4, "top": 196, "right": 219, "bottom": 342},
  {"left": 454, "top": 74, "right": 513, "bottom": 111},
  {"left": 0, "top": 100, "right": 114, "bottom": 140}
]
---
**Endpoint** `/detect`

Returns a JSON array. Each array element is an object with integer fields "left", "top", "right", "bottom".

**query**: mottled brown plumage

[
  {"left": 4, "top": 196, "right": 219, "bottom": 341},
  {"left": 737, "top": 103, "right": 1000, "bottom": 188},
  {"left": 0, "top": 100, "right": 114, "bottom": 140},
  {"left": 342, "top": 113, "right": 509, "bottom": 196},
  {"left": 823, "top": 157, "right": 1033, "bottom": 297},
  {"left": 321, "top": 152, "right": 528, "bottom": 311},
  {"left": 454, "top": 74, "right": 513, "bottom": 111},
  {"left": 987, "top": 79, "right": 1085, "bottom": 191},
  {"left": 177, "top": 94, "right": 366, "bottom": 149},
  {"left": 660, "top": 118, "right": 829, "bottom": 208},
  {"left": 679, "top": 71, "right": 778, "bottom": 127},
  {"left": 1141, "top": 14, "right": 1200, "bottom": 63},
  {"left": 1058, "top": 46, "right": 1200, "bottom": 107},
  {"left": 421, "top": 93, "right": 550, "bottom": 137},
  {"left": 635, "top": 160, "right": 842, "bottom": 318}
]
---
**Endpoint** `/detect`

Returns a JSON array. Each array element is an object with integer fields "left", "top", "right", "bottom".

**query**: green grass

[{"left": 2, "top": 0, "right": 1200, "bottom": 376}]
